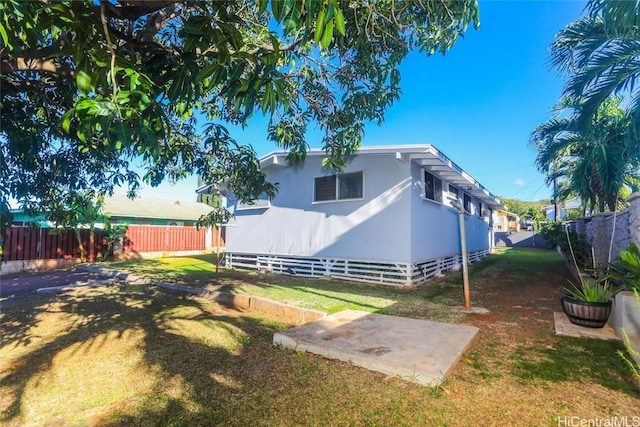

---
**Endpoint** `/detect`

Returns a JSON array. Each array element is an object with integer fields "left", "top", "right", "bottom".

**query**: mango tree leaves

[{"left": 1, "top": 0, "right": 479, "bottom": 215}]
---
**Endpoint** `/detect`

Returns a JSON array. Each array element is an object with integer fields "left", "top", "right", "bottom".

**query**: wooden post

[
  {"left": 458, "top": 208, "right": 471, "bottom": 311},
  {"left": 89, "top": 229, "right": 95, "bottom": 263},
  {"left": 215, "top": 225, "right": 221, "bottom": 274}
]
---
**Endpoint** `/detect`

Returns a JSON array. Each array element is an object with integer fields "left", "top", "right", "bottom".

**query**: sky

[{"left": 123, "top": 0, "right": 589, "bottom": 203}]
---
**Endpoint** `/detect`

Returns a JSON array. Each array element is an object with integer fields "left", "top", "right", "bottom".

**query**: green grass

[
  {"left": 2, "top": 247, "right": 639, "bottom": 426},
  {"left": 108, "top": 247, "right": 559, "bottom": 318},
  {"left": 108, "top": 254, "right": 468, "bottom": 320},
  {"left": 107, "top": 248, "right": 562, "bottom": 321}
]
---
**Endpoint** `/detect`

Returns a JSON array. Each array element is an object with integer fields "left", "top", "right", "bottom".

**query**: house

[
  {"left": 11, "top": 196, "right": 215, "bottom": 227},
  {"left": 202, "top": 144, "right": 504, "bottom": 286},
  {"left": 5, "top": 196, "right": 221, "bottom": 269},
  {"left": 543, "top": 197, "right": 582, "bottom": 220},
  {"left": 494, "top": 209, "right": 520, "bottom": 232},
  {"left": 101, "top": 195, "right": 214, "bottom": 226}
]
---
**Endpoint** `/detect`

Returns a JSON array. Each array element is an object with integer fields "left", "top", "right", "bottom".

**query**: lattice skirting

[{"left": 224, "top": 249, "right": 490, "bottom": 286}]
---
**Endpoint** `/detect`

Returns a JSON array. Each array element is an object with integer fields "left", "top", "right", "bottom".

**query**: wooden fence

[
  {"left": 123, "top": 225, "right": 207, "bottom": 253},
  {"left": 1, "top": 225, "right": 223, "bottom": 261},
  {"left": 1, "top": 227, "right": 105, "bottom": 261}
]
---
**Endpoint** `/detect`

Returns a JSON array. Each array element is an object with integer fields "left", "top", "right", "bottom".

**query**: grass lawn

[{"left": 1, "top": 247, "right": 639, "bottom": 426}]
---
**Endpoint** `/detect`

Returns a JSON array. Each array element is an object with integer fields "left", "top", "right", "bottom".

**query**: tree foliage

[
  {"left": 498, "top": 197, "right": 545, "bottom": 219},
  {"left": 550, "top": 0, "right": 640, "bottom": 133},
  {"left": 530, "top": 96, "right": 640, "bottom": 213},
  {"left": 46, "top": 192, "right": 103, "bottom": 261},
  {"left": 0, "top": 0, "right": 480, "bottom": 225}
]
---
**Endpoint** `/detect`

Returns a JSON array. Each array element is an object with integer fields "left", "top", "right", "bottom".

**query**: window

[
  {"left": 463, "top": 193, "right": 471, "bottom": 213},
  {"left": 478, "top": 202, "right": 483, "bottom": 217},
  {"left": 237, "top": 192, "right": 271, "bottom": 210},
  {"left": 424, "top": 171, "right": 442, "bottom": 203},
  {"left": 449, "top": 184, "right": 460, "bottom": 200},
  {"left": 314, "top": 171, "right": 363, "bottom": 202},
  {"left": 339, "top": 172, "right": 363, "bottom": 200}
]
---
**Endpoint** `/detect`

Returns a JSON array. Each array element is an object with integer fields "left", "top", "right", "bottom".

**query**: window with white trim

[
  {"left": 424, "top": 171, "right": 442, "bottom": 203},
  {"left": 237, "top": 192, "right": 271, "bottom": 210},
  {"left": 314, "top": 171, "right": 363, "bottom": 202}
]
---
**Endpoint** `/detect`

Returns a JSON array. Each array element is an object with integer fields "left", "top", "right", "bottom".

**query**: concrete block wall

[{"left": 575, "top": 192, "right": 640, "bottom": 267}]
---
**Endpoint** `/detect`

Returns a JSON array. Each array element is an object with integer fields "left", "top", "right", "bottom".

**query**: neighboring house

[
  {"left": 494, "top": 209, "right": 519, "bottom": 232},
  {"left": 11, "top": 196, "right": 215, "bottom": 227},
  {"left": 201, "top": 144, "right": 505, "bottom": 286},
  {"left": 101, "top": 196, "right": 214, "bottom": 226},
  {"left": 5, "top": 197, "right": 221, "bottom": 268},
  {"left": 543, "top": 197, "right": 582, "bottom": 220}
]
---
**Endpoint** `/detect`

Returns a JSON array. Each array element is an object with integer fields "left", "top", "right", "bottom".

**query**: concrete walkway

[{"left": 274, "top": 309, "right": 479, "bottom": 387}]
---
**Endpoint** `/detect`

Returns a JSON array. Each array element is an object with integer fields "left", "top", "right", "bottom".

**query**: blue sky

[{"left": 129, "top": 0, "right": 588, "bottom": 203}]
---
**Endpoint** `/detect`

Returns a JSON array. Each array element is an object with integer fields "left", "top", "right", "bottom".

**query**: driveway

[{"left": 0, "top": 269, "right": 112, "bottom": 297}]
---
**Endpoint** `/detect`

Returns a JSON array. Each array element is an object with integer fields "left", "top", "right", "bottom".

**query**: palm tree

[
  {"left": 550, "top": 0, "right": 640, "bottom": 132},
  {"left": 531, "top": 97, "right": 639, "bottom": 213}
]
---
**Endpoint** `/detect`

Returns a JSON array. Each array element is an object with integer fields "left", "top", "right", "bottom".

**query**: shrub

[{"left": 539, "top": 221, "right": 592, "bottom": 268}]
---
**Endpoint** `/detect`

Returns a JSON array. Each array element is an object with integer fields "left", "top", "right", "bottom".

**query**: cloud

[{"left": 514, "top": 178, "right": 527, "bottom": 187}]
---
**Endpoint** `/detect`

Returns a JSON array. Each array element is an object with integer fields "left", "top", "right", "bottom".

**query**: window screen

[
  {"left": 463, "top": 193, "right": 471, "bottom": 213},
  {"left": 314, "top": 175, "right": 337, "bottom": 202},
  {"left": 424, "top": 171, "right": 442, "bottom": 202},
  {"left": 339, "top": 172, "right": 363, "bottom": 200},
  {"left": 449, "top": 185, "right": 460, "bottom": 199},
  {"left": 315, "top": 172, "right": 363, "bottom": 202},
  {"left": 237, "top": 192, "right": 271, "bottom": 210}
]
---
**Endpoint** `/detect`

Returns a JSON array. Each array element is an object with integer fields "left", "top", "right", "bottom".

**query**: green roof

[{"left": 102, "top": 196, "right": 214, "bottom": 221}]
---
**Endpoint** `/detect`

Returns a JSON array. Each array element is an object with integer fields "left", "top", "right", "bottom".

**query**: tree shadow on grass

[
  {"left": 508, "top": 336, "right": 640, "bottom": 396},
  {"left": 0, "top": 283, "right": 299, "bottom": 426}
]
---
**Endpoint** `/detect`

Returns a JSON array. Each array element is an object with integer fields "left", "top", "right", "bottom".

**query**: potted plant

[
  {"left": 559, "top": 224, "right": 619, "bottom": 328},
  {"left": 561, "top": 277, "right": 617, "bottom": 328}
]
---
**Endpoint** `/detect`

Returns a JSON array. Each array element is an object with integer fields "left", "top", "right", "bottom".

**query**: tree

[
  {"left": 1, "top": 0, "right": 480, "bottom": 225},
  {"left": 530, "top": 96, "right": 640, "bottom": 213},
  {"left": 550, "top": 0, "right": 640, "bottom": 132},
  {"left": 498, "top": 197, "right": 545, "bottom": 219},
  {"left": 46, "top": 192, "right": 103, "bottom": 262}
]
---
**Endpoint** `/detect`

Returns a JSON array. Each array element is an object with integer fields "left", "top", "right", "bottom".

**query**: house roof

[
  {"left": 542, "top": 197, "right": 582, "bottom": 213},
  {"left": 259, "top": 144, "right": 505, "bottom": 210},
  {"left": 101, "top": 196, "right": 214, "bottom": 221}
]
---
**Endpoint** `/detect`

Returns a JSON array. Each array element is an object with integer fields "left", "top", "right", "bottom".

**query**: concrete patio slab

[
  {"left": 553, "top": 312, "right": 619, "bottom": 340},
  {"left": 273, "top": 309, "right": 479, "bottom": 387}
]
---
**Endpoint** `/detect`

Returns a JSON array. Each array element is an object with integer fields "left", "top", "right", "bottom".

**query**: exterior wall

[
  {"left": 572, "top": 192, "right": 640, "bottom": 267},
  {"left": 409, "top": 162, "right": 492, "bottom": 262},
  {"left": 226, "top": 153, "right": 494, "bottom": 268},
  {"left": 582, "top": 209, "right": 632, "bottom": 267},
  {"left": 225, "top": 153, "right": 413, "bottom": 262},
  {"left": 409, "top": 161, "right": 459, "bottom": 260},
  {"left": 494, "top": 212, "right": 509, "bottom": 231}
]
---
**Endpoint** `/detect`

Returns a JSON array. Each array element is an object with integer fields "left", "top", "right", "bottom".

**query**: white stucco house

[
  {"left": 543, "top": 197, "right": 582, "bottom": 220},
  {"left": 199, "top": 144, "right": 504, "bottom": 286}
]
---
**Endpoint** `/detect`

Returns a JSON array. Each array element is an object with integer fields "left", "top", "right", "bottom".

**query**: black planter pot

[{"left": 561, "top": 295, "right": 612, "bottom": 328}]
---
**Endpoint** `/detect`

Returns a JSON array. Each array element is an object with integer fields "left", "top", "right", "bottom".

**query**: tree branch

[
  {"left": 1, "top": 58, "right": 76, "bottom": 79},
  {"left": 96, "top": 0, "right": 182, "bottom": 21}
]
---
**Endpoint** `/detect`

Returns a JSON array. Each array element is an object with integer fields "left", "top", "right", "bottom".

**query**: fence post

[
  {"left": 590, "top": 213, "right": 613, "bottom": 268},
  {"left": 574, "top": 217, "right": 586, "bottom": 237},
  {"left": 626, "top": 192, "right": 640, "bottom": 249}
]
